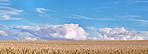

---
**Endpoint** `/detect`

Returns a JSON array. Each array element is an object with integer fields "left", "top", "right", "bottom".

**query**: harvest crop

[{"left": 0, "top": 40, "right": 148, "bottom": 54}]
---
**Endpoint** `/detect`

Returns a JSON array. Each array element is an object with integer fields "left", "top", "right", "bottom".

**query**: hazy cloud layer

[{"left": 0, "top": 28, "right": 39, "bottom": 41}]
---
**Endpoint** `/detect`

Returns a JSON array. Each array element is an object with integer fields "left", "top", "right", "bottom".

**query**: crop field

[{"left": 0, "top": 40, "right": 148, "bottom": 54}]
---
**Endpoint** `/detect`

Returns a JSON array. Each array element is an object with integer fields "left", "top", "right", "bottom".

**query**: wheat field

[{"left": 0, "top": 40, "right": 148, "bottom": 54}]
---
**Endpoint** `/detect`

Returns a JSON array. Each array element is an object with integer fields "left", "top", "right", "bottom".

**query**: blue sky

[{"left": 0, "top": 0, "right": 148, "bottom": 41}]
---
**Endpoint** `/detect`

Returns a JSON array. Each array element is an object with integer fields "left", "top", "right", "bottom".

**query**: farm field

[{"left": 0, "top": 40, "right": 148, "bottom": 54}]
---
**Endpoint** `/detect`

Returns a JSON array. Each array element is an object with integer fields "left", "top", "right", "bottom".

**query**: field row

[{"left": 0, "top": 40, "right": 148, "bottom": 54}]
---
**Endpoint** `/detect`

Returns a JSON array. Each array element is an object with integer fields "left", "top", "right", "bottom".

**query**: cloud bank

[
  {"left": 0, "top": 28, "right": 39, "bottom": 41},
  {"left": 0, "top": 24, "right": 146, "bottom": 41},
  {"left": 0, "top": 24, "right": 89, "bottom": 41},
  {"left": 13, "top": 24, "right": 89, "bottom": 40}
]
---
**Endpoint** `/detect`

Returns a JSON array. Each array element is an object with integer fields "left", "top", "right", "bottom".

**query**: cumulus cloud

[
  {"left": 0, "top": 24, "right": 88, "bottom": 41},
  {"left": 97, "top": 27, "right": 144, "bottom": 40},
  {"left": 15, "top": 32, "right": 39, "bottom": 41},
  {"left": 138, "top": 31, "right": 148, "bottom": 39},
  {"left": 12, "top": 24, "right": 89, "bottom": 40}
]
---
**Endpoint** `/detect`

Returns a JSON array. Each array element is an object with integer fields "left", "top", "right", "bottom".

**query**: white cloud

[
  {"left": 66, "top": 15, "right": 92, "bottom": 20},
  {"left": 88, "top": 37, "right": 97, "bottom": 40},
  {"left": 133, "top": 19, "right": 148, "bottom": 26},
  {"left": 86, "top": 26, "right": 96, "bottom": 31},
  {"left": 36, "top": 8, "right": 46, "bottom": 13},
  {"left": 1, "top": 14, "right": 10, "bottom": 20},
  {"left": 136, "top": 20, "right": 148, "bottom": 22},
  {"left": 15, "top": 32, "right": 38, "bottom": 41},
  {"left": 0, "top": 30, "right": 8, "bottom": 36},
  {"left": 0, "top": 28, "right": 40, "bottom": 41},
  {"left": 73, "top": 15, "right": 92, "bottom": 19},
  {"left": 97, "top": 18, "right": 117, "bottom": 20},
  {"left": 0, "top": 1, "right": 23, "bottom": 20},
  {"left": 139, "top": 31, "right": 148, "bottom": 39},
  {"left": 103, "top": 2, "right": 121, "bottom": 5},
  {"left": 127, "top": 1, "right": 148, "bottom": 4},
  {"left": 114, "top": 15, "right": 141, "bottom": 18},
  {"left": 36, "top": 8, "right": 53, "bottom": 16},
  {"left": 0, "top": 24, "right": 147, "bottom": 41},
  {"left": 24, "top": 37, "right": 37, "bottom": 41},
  {"left": 97, "top": 27, "right": 144, "bottom": 40},
  {"left": 0, "top": 6, "right": 15, "bottom": 10},
  {"left": 7, "top": 10, "right": 23, "bottom": 15},
  {"left": 0, "top": 24, "right": 6, "bottom": 28},
  {"left": 13, "top": 24, "right": 89, "bottom": 40},
  {"left": 0, "top": 8, "right": 23, "bottom": 20},
  {"left": 111, "top": 2, "right": 120, "bottom": 4}
]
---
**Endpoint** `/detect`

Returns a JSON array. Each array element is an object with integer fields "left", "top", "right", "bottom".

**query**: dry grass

[{"left": 0, "top": 40, "right": 148, "bottom": 54}]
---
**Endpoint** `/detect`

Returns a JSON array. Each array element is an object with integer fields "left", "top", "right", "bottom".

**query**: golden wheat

[{"left": 0, "top": 40, "right": 148, "bottom": 54}]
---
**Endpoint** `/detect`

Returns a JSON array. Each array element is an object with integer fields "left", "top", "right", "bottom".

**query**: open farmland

[{"left": 0, "top": 40, "right": 148, "bottom": 54}]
